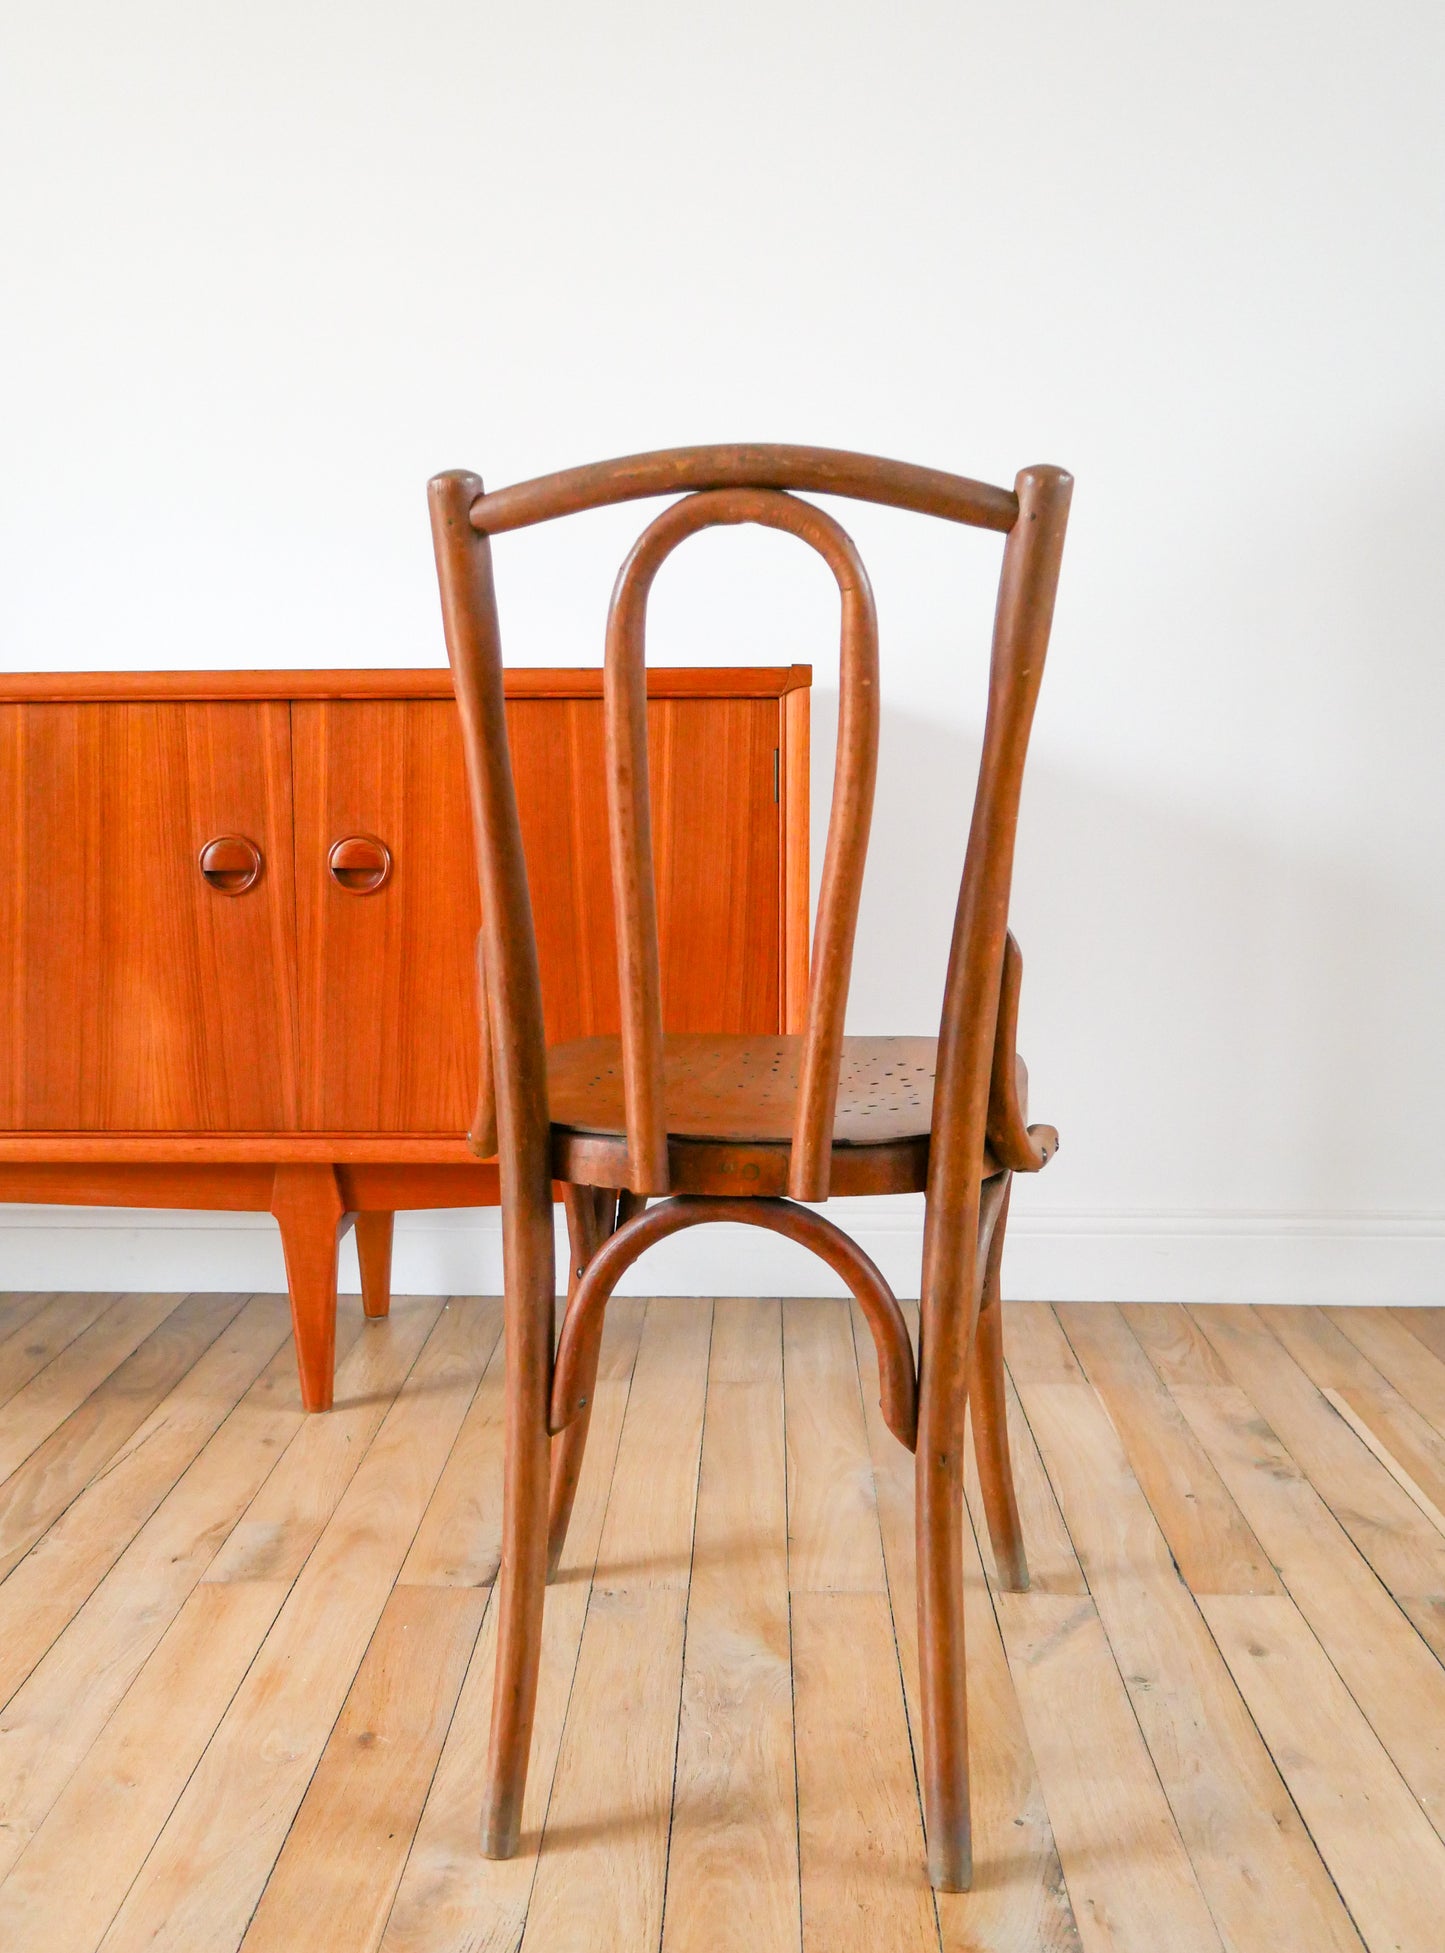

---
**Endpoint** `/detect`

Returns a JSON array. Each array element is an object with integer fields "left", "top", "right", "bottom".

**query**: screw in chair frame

[{"left": 427, "top": 443, "right": 1071, "bottom": 1893}]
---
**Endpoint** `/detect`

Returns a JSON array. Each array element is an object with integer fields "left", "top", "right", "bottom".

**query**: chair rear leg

[
  {"left": 970, "top": 1176, "right": 1029, "bottom": 1592},
  {"left": 546, "top": 1414, "right": 594, "bottom": 1580},
  {"left": 482, "top": 1185, "right": 556, "bottom": 1860},
  {"left": 546, "top": 1186, "right": 617, "bottom": 1577}
]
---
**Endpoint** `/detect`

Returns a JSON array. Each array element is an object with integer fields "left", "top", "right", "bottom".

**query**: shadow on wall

[{"left": 812, "top": 696, "right": 1445, "bottom": 1225}]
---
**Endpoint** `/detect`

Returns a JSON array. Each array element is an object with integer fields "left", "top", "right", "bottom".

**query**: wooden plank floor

[{"left": 1, "top": 1293, "right": 1444, "bottom": 1951}]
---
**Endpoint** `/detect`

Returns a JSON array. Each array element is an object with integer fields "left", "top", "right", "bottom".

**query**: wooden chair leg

[
  {"left": 915, "top": 1393, "right": 972, "bottom": 1891},
  {"left": 270, "top": 1164, "right": 347, "bottom": 1413},
  {"left": 547, "top": 1186, "right": 619, "bottom": 1577},
  {"left": 916, "top": 1175, "right": 1008, "bottom": 1894},
  {"left": 970, "top": 1177, "right": 1029, "bottom": 1592},
  {"left": 355, "top": 1210, "right": 395, "bottom": 1319},
  {"left": 482, "top": 1178, "right": 558, "bottom": 1861}
]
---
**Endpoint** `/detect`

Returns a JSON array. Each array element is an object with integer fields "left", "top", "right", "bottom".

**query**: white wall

[{"left": 2, "top": 2, "right": 1443, "bottom": 1302}]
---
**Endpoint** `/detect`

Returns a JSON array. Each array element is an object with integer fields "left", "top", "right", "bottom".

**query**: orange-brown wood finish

[
  {"left": 198, "top": 834, "right": 265, "bottom": 894},
  {"left": 468, "top": 442, "right": 1020, "bottom": 535},
  {"left": 549, "top": 1194, "right": 917, "bottom": 1447},
  {"left": 544, "top": 1182, "right": 629, "bottom": 1575},
  {"left": 431, "top": 473, "right": 556, "bottom": 1862},
  {"left": 269, "top": 1163, "right": 348, "bottom": 1414},
  {"left": 354, "top": 1210, "right": 395, "bottom": 1320},
  {"left": 969, "top": 1178, "right": 1028, "bottom": 1592},
  {"left": 914, "top": 466, "right": 1071, "bottom": 1887},
  {"left": 430, "top": 443, "right": 1071, "bottom": 1894},
  {"left": 603, "top": 489, "right": 876, "bottom": 1200},
  {"left": 0, "top": 701, "right": 300, "bottom": 1132},
  {"left": 291, "top": 691, "right": 790, "bottom": 1137},
  {"left": 782, "top": 683, "right": 811, "bottom": 1034},
  {"left": 292, "top": 699, "right": 480, "bottom": 1136},
  {"left": 0, "top": 666, "right": 808, "bottom": 1415}
]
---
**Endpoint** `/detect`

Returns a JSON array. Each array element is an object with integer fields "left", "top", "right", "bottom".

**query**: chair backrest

[{"left": 429, "top": 445, "right": 1072, "bottom": 1210}]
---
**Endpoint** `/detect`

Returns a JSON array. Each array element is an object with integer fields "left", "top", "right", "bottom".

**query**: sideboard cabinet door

[
  {"left": 292, "top": 692, "right": 784, "bottom": 1135},
  {"left": 509, "top": 694, "right": 783, "bottom": 1041},
  {"left": 291, "top": 699, "right": 480, "bottom": 1134},
  {"left": 652, "top": 694, "right": 782, "bottom": 1032},
  {"left": 0, "top": 702, "right": 300, "bottom": 1130}
]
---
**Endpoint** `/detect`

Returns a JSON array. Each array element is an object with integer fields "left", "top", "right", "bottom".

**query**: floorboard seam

[
  {"left": 654, "top": 1296, "right": 715, "bottom": 1953},
  {"left": 0, "top": 1290, "right": 126, "bottom": 1418},
  {"left": 0, "top": 1289, "right": 241, "bottom": 1546},
  {"left": 234, "top": 1297, "right": 493, "bottom": 1953},
  {"left": 68, "top": 1584, "right": 286, "bottom": 1952},
  {"left": 111, "top": 1295, "right": 470, "bottom": 1952},
  {"left": 1047, "top": 1303, "right": 1365, "bottom": 1953},
  {"left": 0, "top": 1292, "right": 285, "bottom": 1712},
  {"left": 1126, "top": 1309, "right": 1445, "bottom": 1857},
  {"left": 1186, "top": 1594, "right": 1373, "bottom": 1953},
  {"left": 780, "top": 1299, "right": 806, "bottom": 1953},
  {"left": 1183, "top": 1303, "right": 1445, "bottom": 1671},
  {"left": 1005, "top": 1316, "right": 1230, "bottom": 1945},
  {"left": 373, "top": 1585, "right": 496, "bottom": 1950},
  {"left": 845, "top": 1299, "right": 941, "bottom": 1950},
  {"left": 513, "top": 1295, "right": 653, "bottom": 1947}
]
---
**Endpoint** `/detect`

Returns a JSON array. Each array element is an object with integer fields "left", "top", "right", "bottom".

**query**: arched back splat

[{"left": 605, "top": 487, "right": 878, "bottom": 1198}]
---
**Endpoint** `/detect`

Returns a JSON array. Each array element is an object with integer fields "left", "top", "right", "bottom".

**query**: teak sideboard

[{"left": 0, "top": 666, "right": 811, "bottom": 1407}]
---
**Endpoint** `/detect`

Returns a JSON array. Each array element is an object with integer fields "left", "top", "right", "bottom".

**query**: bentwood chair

[{"left": 428, "top": 445, "right": 1071, "bottom": 1893}]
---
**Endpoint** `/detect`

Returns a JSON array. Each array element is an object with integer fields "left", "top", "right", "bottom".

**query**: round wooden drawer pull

[
  {"left": 198, "top": 835, "right": 263, "bottom": 894},
  {"left": 329, "top": 835, "right": 392, "bottom": 894}
]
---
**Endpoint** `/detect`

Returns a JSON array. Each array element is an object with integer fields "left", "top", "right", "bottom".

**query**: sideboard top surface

[{"left": 0, "top": 665, "right": 812, "bottom": 704}]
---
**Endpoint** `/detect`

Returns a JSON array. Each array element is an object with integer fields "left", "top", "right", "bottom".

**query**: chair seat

[{"left": 548, "top": 1033, "right": 1017, "bottom": 1195}]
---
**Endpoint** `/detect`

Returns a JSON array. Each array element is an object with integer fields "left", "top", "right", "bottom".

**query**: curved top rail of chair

[{"left": 468, "top": 444, "right": 1020, "bottom": 537}]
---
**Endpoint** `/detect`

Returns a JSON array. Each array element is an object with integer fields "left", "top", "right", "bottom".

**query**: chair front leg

[
  {"left": 915, "top": 1376, "right": 972, "bottom": 1890},
  {"left": 482, "top": 1178, "right": 557, "bottom": 1861},
  {"left": 915, "top": 1173, "right": 1007, "bottom": 1892},
  {"left": 969, "top": 1174, "right": 1029, "bottom": 1591}
]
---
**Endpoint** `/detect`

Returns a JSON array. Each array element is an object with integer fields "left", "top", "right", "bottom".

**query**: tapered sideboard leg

[
  {"left": 271, "top": 1163, "right": 348, "bottom": 1411},
  {"left": 356, "top": 1210, "right": 395, "bottom": 1319}
]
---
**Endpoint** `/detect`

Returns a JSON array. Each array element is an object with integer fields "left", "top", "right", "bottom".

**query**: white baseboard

[{"left": 0, "top": 1200, "right": 1441, "bottom": 1305}]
